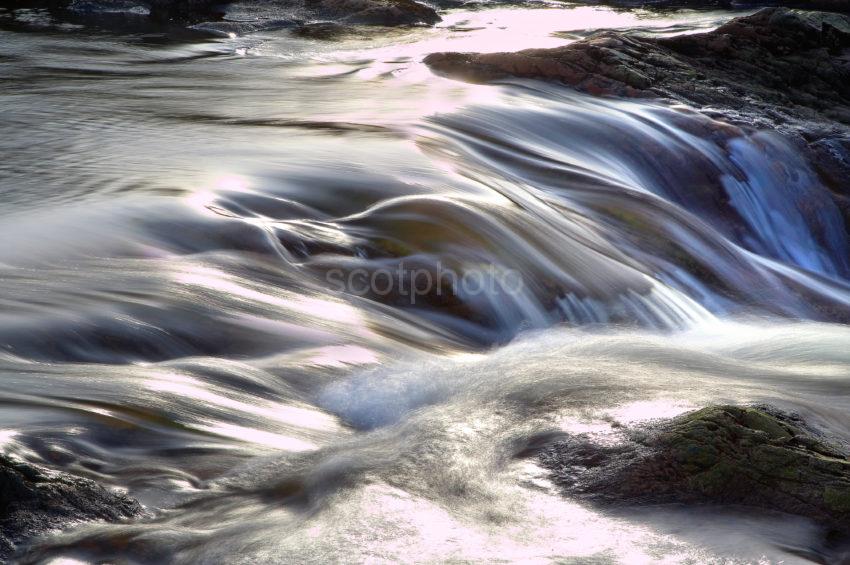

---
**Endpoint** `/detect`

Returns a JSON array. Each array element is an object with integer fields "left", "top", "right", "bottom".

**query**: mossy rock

[{"left": 540, "top": 405, "right": 850, "bottom": 529}]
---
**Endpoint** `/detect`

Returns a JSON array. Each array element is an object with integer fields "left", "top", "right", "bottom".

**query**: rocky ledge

[
  {"left": 3, "top": 0, "right": 441, "bottom": 27},
  {"left": 425, "top": 7, "right": 850, "bottom": 219},
  {"left": 539, "top": 405, "right": 850, "bottom": 531},
  {"left": 425, "top": 9, "right": 850, "bottom": 126},
  {"left": 583, "top": 0, "right": 850, "bottom": 11},
  {"left": 0, "top": 454, "right": 142, "bottom": 560}
]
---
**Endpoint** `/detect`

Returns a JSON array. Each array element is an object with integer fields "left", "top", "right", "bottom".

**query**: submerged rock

[
  {"left": 539, "top": 405, "right": 850, "bottom": 529},
  {"left": 0, "top": 454, "right": 142, "bottom": 560}
]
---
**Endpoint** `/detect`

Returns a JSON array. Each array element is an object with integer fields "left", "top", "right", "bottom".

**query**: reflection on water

[{"left": 0, "top": 4, "right": 848, "bottom": 563}]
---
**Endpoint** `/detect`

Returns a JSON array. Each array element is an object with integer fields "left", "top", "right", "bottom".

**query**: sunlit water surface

[{"left": 1, "top": 4, "right": 849, "bottom": 563}]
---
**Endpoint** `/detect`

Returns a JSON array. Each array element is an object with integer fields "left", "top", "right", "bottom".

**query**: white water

[{"left": 1, "top": 4, "right": 849, "bottom": 563}]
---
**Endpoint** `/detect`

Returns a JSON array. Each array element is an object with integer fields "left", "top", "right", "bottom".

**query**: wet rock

[
  {"left": 575, "top": 0, "right": 731, "bottom": 7},
  {"left": 147, "top": 0, "right": 227, "bottom": 22},
  {"left": 425, "top": 8, "right": 850, "bottom": 214},
  {"left": 747, "top": 0, "right": 850, "bottom": 11},
  {"left": 539, "top": 405, "right": 850, "bottom": 529},
  {"left": 310, "top": 0, "right": 440, "bottom": 25},
  {"left": 811, "top": 135, "right": 850, "bottom": 190},
  {"left": 3, "top": 0, "right": 440, "bottom": 28},
  {"left": 2, "top": 0, "right": 223, "bottom": 22},
  {"left": 426, "top": 8, "right": 850, "bottom": 123},
  {"left": 574, "top": 0, "right": 850, "bottom": 12},
  {"left": 810, "top": 135, "right": 850, "bottom": 226},
  {"left": 0, "top": 454, "right": 142, "bottom": 560},
  {"left": 292, "top": 20, "right": 358, "bottom": 39}
]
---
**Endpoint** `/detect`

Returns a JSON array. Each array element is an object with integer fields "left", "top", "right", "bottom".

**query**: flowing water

[{"left": 2, "top": 4, "right": 850, "bottom": 563}]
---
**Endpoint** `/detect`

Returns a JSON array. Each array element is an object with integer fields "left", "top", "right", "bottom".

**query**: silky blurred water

[{"left": 1, "top": 4, "right": 849, "bottom": 563}]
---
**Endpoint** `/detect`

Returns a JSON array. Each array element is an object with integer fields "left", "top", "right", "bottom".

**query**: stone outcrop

[
  {"left": 0, "top": 454, "right": 142, "bottom": 560},
  {"left": 425, "top": 8, "right": 850, "bottom": 219},
  {"left": 539, "top": 406, "right": 850, "bottom": 529},
  {"left": 425, "top": 8, "right": 850, "bottom": 125},
  {"left": 309, "top": 0, "right": 440, "bottom": 25}
]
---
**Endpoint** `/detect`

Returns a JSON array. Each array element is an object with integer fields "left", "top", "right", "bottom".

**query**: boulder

[
  {"left": 539, "top": 405, "right": 850, "bottom": 529},
  {"left": 309, "top": 0, "right": 440, "bottom": 25},
  {"left": 0, "top": 454, "right": 142, "bottom": 560}
]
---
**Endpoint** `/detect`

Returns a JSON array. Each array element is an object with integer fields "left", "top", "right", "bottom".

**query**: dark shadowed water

[{"left": 1, "top": 4, "right": 850, "bottom": 563}]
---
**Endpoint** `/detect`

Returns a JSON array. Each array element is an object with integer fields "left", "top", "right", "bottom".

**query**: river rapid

[{"left": 2, "top": 4, "right": 850, "bottom": 563}]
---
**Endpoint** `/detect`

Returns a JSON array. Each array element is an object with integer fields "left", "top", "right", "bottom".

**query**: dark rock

[
  {"left": 575, "top": 0, "right": 732, "bottom": 7},
  {"left": 425, "top": 8, "right": 850, "bottom": 215},
  {"left": 811, "top": 135, "right": 850, "bottom": 190},
  {"left": 2, "top": 0, "right": 70, "bottom": 7},
  {"left": 539, "top": 405, "right": 850, "bottom": 529},
  {"left": 147, "top": 0, "right": 228, "bottom": 23},
  {"left": 426, "top": 8, "right": 850, "bottom": 123},
  {"left": 148, "top": 0, "right": 440, "bottom": 26},
  {"left": 573, "top": 0, "right": 850, "bottom": 12},
  {"left": 0, "top": 454, "right": 142, "bottom": 561},
  {"left": 308, "top": 0, "right": 440, "bottom": 25},
  {"left": 292, "top": 21, "right": 358, "bottom": 39},
  {"left": 810, "top": 135, "right": 850, "bottom": 227},
  {"left": 736, "top": 0, "right": 850, "bottom": 12},
  {"left": 3, "top": 0, "right": 440, "bottom": 28}
]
